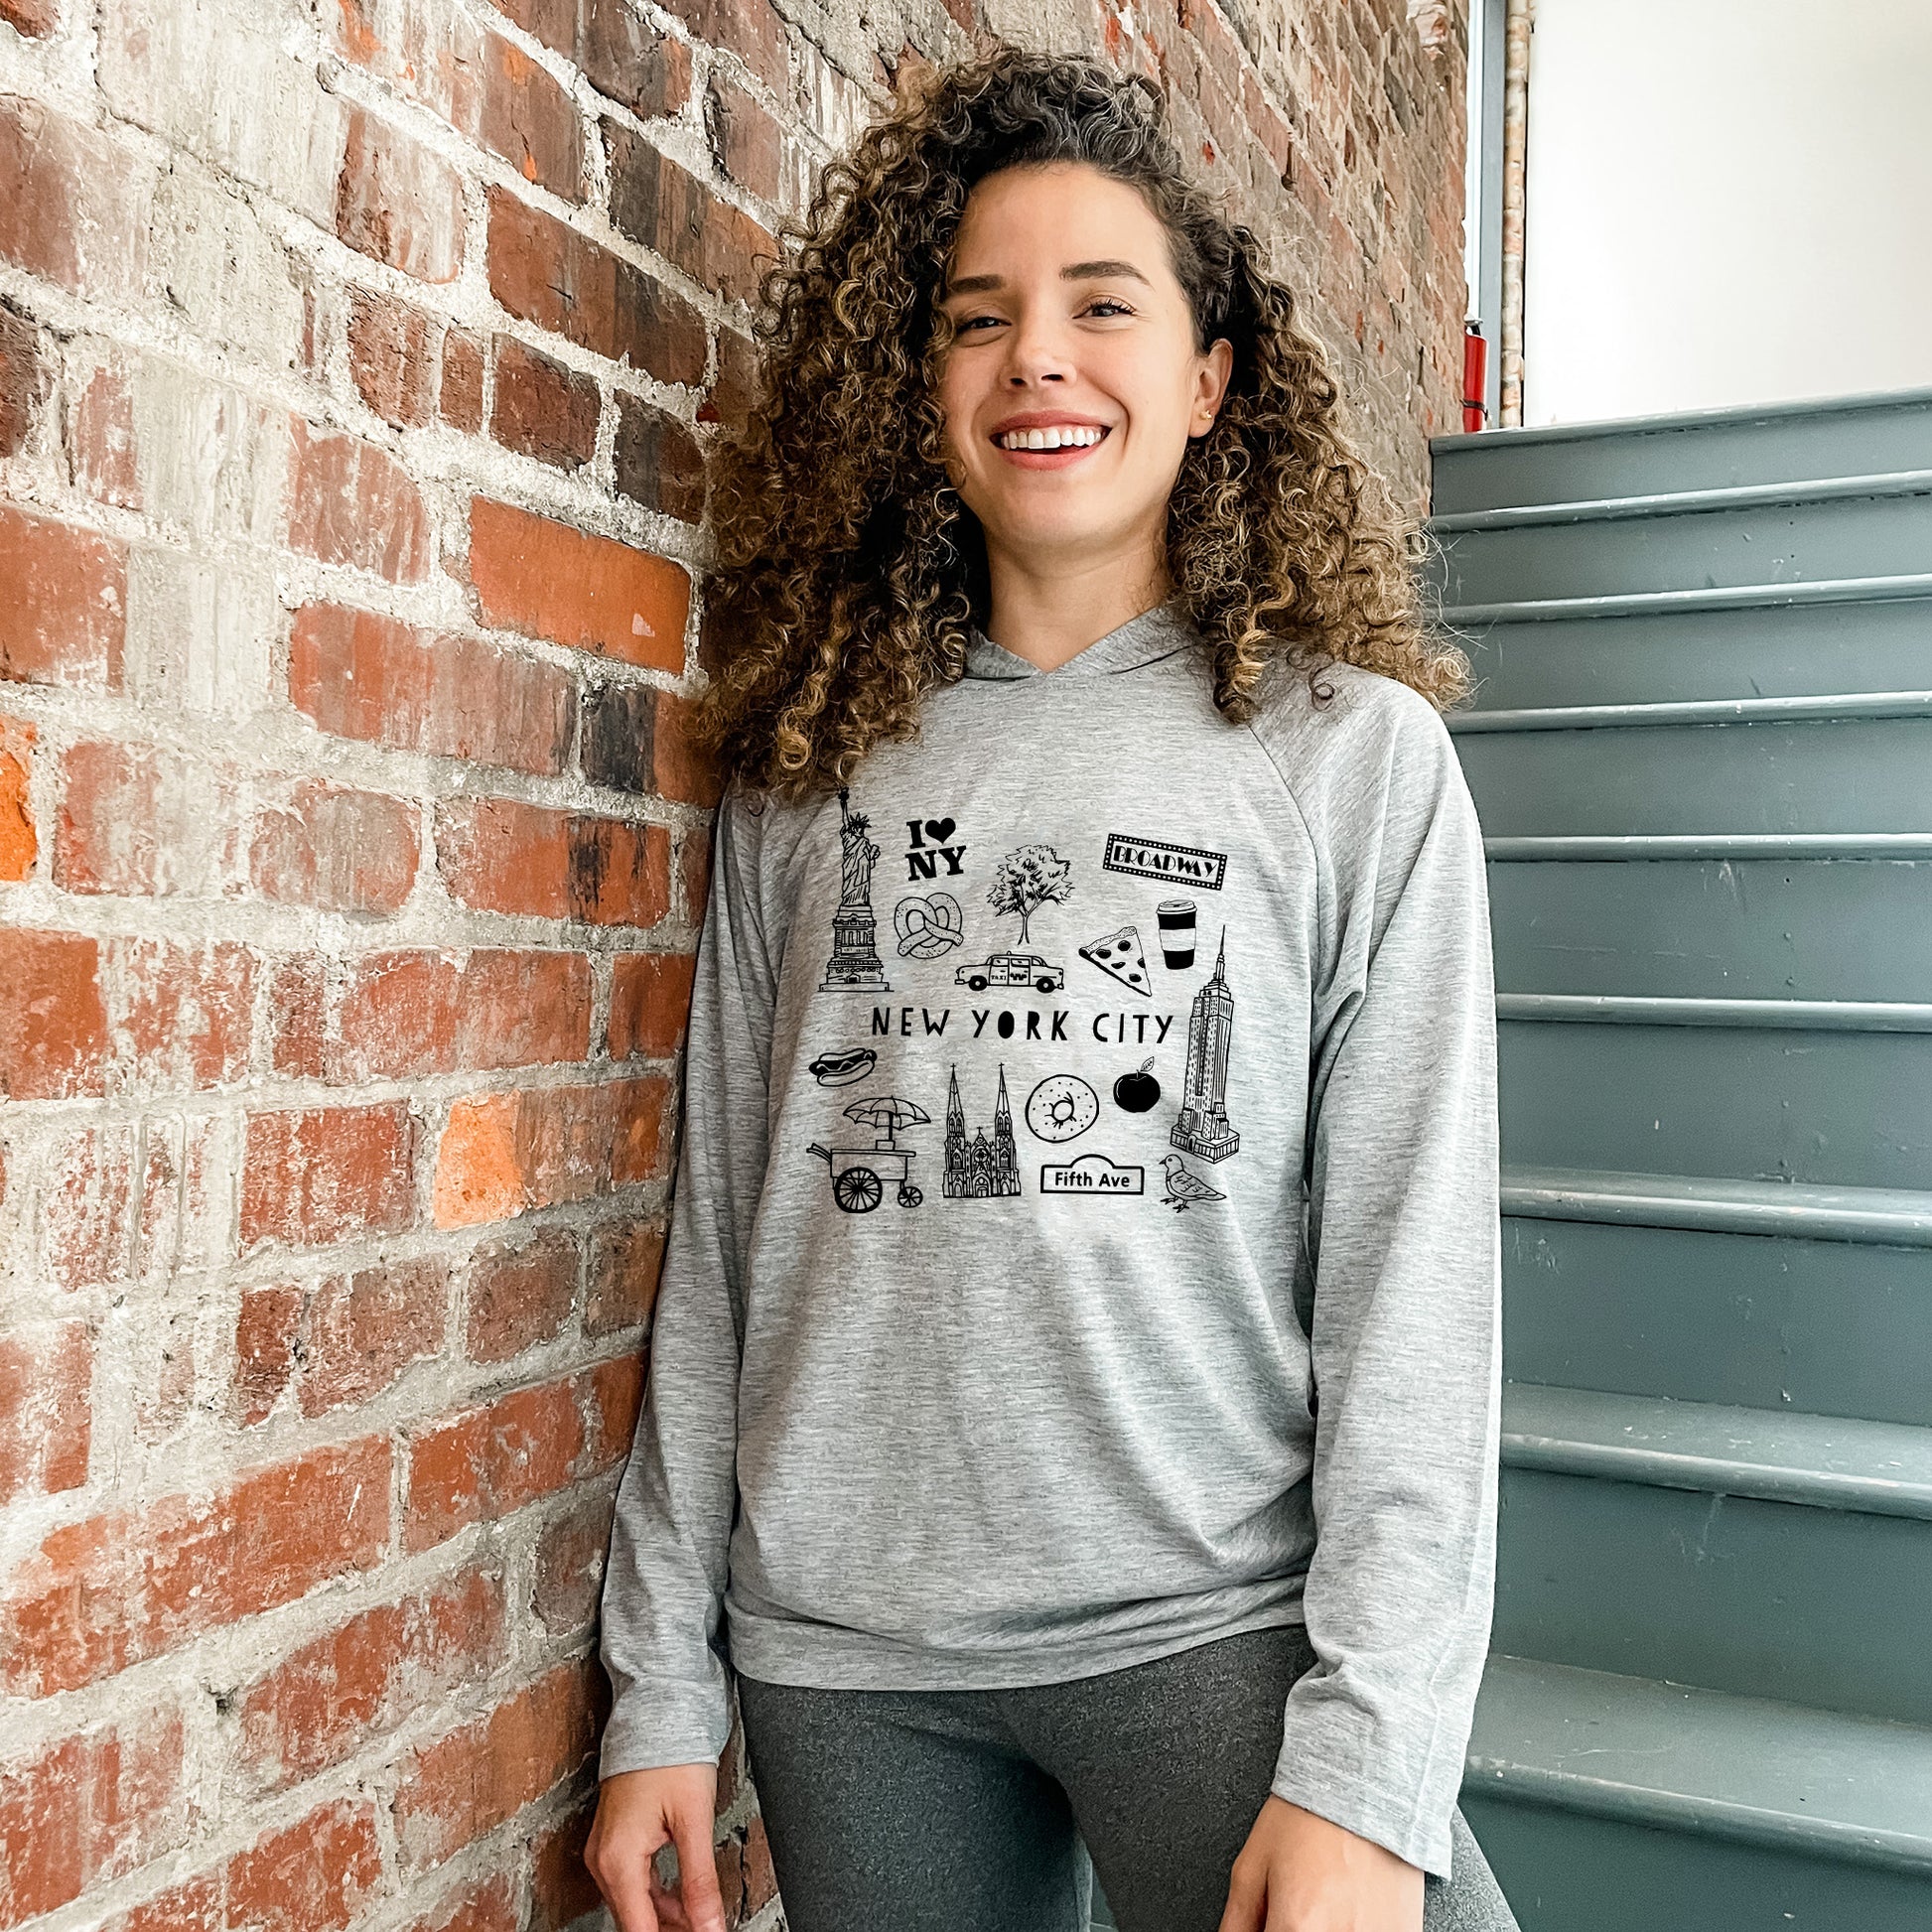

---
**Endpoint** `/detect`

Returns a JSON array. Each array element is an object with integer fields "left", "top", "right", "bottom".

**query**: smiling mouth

[{"left": 990, "top": 426, "right": 1112, "bottom": 457}]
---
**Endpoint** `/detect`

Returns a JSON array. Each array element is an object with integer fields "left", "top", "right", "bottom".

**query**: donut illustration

[{"left": 1025, "top": 1072, "right": 1099, "bottom": 1144}]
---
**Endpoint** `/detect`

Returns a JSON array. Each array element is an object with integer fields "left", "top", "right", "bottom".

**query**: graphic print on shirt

[
  {"left": 808, "top": 1043, "right": 877, "bottom": 1087},
  {"left": 1041, "top": 1152, "right": 1145, "bottom": 1196},
  {"left": 1024, "top": 1072, "right": 1098, "bottom": 1143},
  {"left": 904, "top": 816, "right": 966, "bottom": 879},
  {"left": 1100, "top": 830, "right": 1228, "bottom": 891},
  {"left": 807, "top": 1093, "right": 930, "bottom": 1211},
  {"left": 1159, "top": 1152, "right": 1226, "bottom": 1211},
  {"left": 1170, "top": 926, "right": 1241, "bottom": 1163},
  {"left": 942, "top": 1062, "right": 1023, "bottom": 1197},
  {"left": 1154, "top": 898, "right": 1197, "bottom": 970},
  {"left": 1078, "top": 922, "right": 1151, "bottom": 996},
  {"left": 893, "top": 891, "right": 966, "bottom": 959},
  {"left": 957, "top": 842, "right": 1070, "bottom": 993},
  {"left": 1111, "top": 1056, "right": 1161, "bottom": 1113},
  {"left": 821, "top": 788, "right": 892, "bottom": 992}
]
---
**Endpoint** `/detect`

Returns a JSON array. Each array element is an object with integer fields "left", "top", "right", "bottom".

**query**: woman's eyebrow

[{"left": 943, "top": 258, "right": 1153, "bottom": 297}]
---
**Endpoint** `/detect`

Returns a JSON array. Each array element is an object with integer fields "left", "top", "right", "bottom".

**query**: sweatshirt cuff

[
  {"left": 597, "top": 1678, "right": 733, "bottom": 1782},
  {"left": 1270, "top": 1685, "right": 1461, "bottom": 1879}
]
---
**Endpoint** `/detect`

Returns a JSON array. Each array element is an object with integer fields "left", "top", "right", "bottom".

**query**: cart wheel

[
  {"left": 897, "top": 1182, "right": 922, "bottom": 1207},
  {"left": 833, "top": 1165, "right": 884, "bottom": 1213}
]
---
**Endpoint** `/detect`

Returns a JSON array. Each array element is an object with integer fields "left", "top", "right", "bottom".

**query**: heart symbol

[{"left": 924, "top": 817, "right": 956, "bottom": 844}]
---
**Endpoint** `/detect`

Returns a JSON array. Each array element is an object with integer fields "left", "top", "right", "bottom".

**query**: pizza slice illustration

[{"left": 1078, "top": 922, "right": 1152, "bottom": 997}]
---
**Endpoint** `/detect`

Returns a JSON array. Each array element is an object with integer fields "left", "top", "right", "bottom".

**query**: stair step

[
  {"left": 1485, "top": 832, "right": 1932, "bottom": 860},
  {"left": 1487, "top": 855, "right": 1932, "bottom": 1003},
  {"left": 1504, "top": 1216, "right": 1932, "bottom": 1429},
  {"left": 1430, "top": 383, "right": 1932, "bottom": 513},
  {"left": 1454, "top": 591, "right": 1932, "bottom": 713},
  {"left": 1500, "top": 1166, "right": 1932, "bottom": 1246},
  {"left": 1432, "top": 468, "right": 1932, "bottom": 535},
  {"left": 1499, "top": 1025, "right": 1932, "bottom": 1193},
  {"left": 1442, "top": 567, "right": 1932, "bottom": 626},
  {"left": 1450, "top": 689, "right": 1932, "bottom": 732},
  {"left": 1464, "top": 1653, "right": 1932, "bottom": 1873},
  {"left": 1501, "top": 1384, "right": 1932, "bottom": 1519},
  {"left": 1495, "top": 993, "right": 1932, "bottom": 1033}
]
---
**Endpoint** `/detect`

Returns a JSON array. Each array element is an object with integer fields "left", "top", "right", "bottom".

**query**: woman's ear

[{"left": 1193, "top": 337, "right": 1235, "bottom": 434}]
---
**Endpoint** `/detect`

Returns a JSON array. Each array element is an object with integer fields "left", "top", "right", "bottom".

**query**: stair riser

[
  {"left": 1487, "top": 859, "right": 1932, "bottom": 1002},
  {"left": 1456, "top": 717, "right": 1932, "bottom": 837},
  {"left": 1431, "top": 398, "right": 1932, "bottom": 515},
  {"left": 1452, "top": 594, "right": 1932, "bottom": 710},
  {"left": 1432, "top": 490, "right": 1932, "bottom": 606},
  {"left": 1458, "top": 1791, "right": 1932, "bottom": 1932},
  {"left": 1504, "top": 1218, "right": 1932, "bottom": 1427},
  {"left": 1500, "top": 1022, "right": 1932, "bottom": 1192},
  {"left": 1495, "top": 1468, "right": 1932, "bottom": 1724}
]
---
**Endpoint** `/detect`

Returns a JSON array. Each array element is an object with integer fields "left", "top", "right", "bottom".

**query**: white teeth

[{"left": 997, "top": 425, "right": 1106, "bottom": 451}]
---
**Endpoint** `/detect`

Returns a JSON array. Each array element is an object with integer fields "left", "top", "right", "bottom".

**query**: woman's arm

[
  {"left": 599, "top": 778, "right": 779, "bottom": 1778},
  {"left": 1266, "top": 685, "right": 1502, "bottom": 1883}
]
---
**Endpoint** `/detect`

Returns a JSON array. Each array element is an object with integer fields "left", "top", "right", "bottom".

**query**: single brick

[
  {"left": 466, "top": 1225, "right": 579, "bottom": 1363},
  {"left": 0, "top": 0, "right": 59, "bottom": 37},
  {"left": 680, "top": 819, "right": 713, "bottom": 924},
  {"left": 435, "top": 795, "right": 672, "bottom": 927},
  {"left": 299, "top": 1255, "right": 450, "bottom": 1417},
  {"left": 391, "top": 1660, "right": 606, "bottom": 1871},
  {"left": 233, "top": 1564, "right": 507, "bottom": 1794},
  {"left": 0, "top": 95, "right": 155, "bottom": 300},
  {"left": 39, "top": 1122, "right": 134, "bottom": 1289},
  {"left": 613, "top": 391, "right": 707, "bottom": 523},
  {"left": 499, "top": 0, "right": 692, "bottom": 120},
  {"left": 469, "top": 494, "right": 690, "bottom": 669},
  {"left": 650, "top": 686, "right": 724, "bottom": 807},
  {"left": 579, "top": 1352, "right": 645, "bottom": 1471},
  {"left": 488, "top": 335, "right": 601, "bottom": 472},
  {"left": 607, "top": 951, "right": 695, "bottom": 1061},
  {"left": 56, "top": 741, "right": 243, "bottom": 898},
  {"left": 99, "top": 1871, "right": 222, "bottom": 1932},
  {"left": 441, "top": 328, "right": 485, "bottom": 432},
  {"left": 336, "top": 103, "right": 463, "bottom": 283},
  {"left": 579, "top": 679, "right": 654, "bottom": 794},
  {"left": 0, "top": 1436, "right": 391, "bottom": 1698},
  {"left": 288, "top": 419, "right": 433, "bottom": 584},
  {"left": 529, "top": 1801, "right": 601, "bottom": 1932},
  {"left": 403, "top": 1375, "right": 586, "bottom": 1553},
  {"left": 531, "top": 1490, "right": 613, "bottom": 1634},
  {"left": 606, "top": 127, "right": 777, "bottom": 304},
  {"left": 0, "top": 928, "right": 106, "bottom": 1100},
  {"left": 485, "top": 186, "right": 706, "bottom": 385},
  {"left": 699, "top": 325, "right": 762, "bottom": 429},
  {"left": 0, "top": 1705, "right": 196, "bottom": 1925},
  {"left": 239, "top": 1102, "right": 417, "bottom": 1253},
  {"left": 230, "top": 1282, "right": 303, "bottom": 1428},
  {"left": 433, "top": 1076, "right": 668, "bottom": 1231},
  {"left": 346, "top": 289, "right": 440, "bottom": 429},
  {"left": 0, "top": 303, "right": 48, "bottom": 456},
  {"left": 267, "top": 955, "right": 327, "bottom": 1079},
  {"left": 0, "top": 1319, "right": 93, "bottom": 1506},
  {"left": 68, "top": 363, "right": 142, "bottom": 510},
  {"left": 659, "top": 0, "right": 787, "bottom": 94},
  {"left": 0, "top": 749, "right": 35, "bottom": 881},
  {"left": 586, "top": 1210, "right": 667, "bottom": 1335},
  {"left": 706, "top": 71, "right": 783, "bottom": 203},
  {"left": 477, "top": 31, "right": 584, "bottom": 201},
  {"left": 0, "top": 504, "right": 126, "bottom": 689},
  {"left": 289, "top": 601, "right": 577, "bottom": 777},
  {"left": 249, "top": 780, "right": 420, "bottom": 916},
  {"left": 112, "top": 938, "right": 255, "bottom": 1092},
  {"left": 222, "top": 1797, "right": 385, "bottom": 1932}
]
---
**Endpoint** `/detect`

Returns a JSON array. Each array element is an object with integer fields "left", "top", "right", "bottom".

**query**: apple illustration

[{"left": 1113, "top": 1055, "right": 1160, "bottom": 1113}]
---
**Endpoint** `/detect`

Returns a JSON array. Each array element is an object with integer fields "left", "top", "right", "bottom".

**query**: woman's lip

[{"left": 990, "top": 425, "right": 1112, "bottom": 467}]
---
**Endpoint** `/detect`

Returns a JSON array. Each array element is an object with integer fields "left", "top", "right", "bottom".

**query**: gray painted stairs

[{"left": 1434, "top": 385, "right": 1932, "bottom": 1931}]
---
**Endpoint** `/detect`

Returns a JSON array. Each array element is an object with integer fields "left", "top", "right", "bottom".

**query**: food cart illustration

[{"left": 807, "top": 1095, "right": 931, "bottom": 1212}]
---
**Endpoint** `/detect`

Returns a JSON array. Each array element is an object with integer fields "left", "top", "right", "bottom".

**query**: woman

[{"left": 585, "top": 44, "right": 1517, "bottom": 1932}]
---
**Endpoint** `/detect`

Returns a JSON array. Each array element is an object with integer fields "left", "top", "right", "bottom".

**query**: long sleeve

[
  {"left": 599, "top": 780, "right": 778, "bottom": 1777},
  {"left": 1266, "top": 691, "right": 1502, "bottom": 1879}
]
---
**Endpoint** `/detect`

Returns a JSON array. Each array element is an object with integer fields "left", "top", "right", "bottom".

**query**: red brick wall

[{"left": 0, "top": 3, "right": 1466, "bottom": 1928}]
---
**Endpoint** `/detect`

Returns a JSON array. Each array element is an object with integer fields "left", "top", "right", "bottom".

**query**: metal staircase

[{"left": 1432, "top": 387, "right": 1932, "bottom": 1931}]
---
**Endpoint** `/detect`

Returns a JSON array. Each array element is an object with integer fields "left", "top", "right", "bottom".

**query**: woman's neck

[{"left": 981, "top": 556, "right": 1174, "bottom": 674}]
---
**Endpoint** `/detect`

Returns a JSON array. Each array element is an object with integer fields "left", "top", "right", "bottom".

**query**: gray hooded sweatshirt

[{"left": 598, "top": 596, "right": 1501, "bottom": 1879}]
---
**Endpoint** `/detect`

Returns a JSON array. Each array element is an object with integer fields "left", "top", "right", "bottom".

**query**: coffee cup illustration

[{"left": 1157, "top": 898, "right": 1196, "bottom": 969}]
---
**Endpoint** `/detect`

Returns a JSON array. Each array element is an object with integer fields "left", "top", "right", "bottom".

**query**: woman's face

[{"left": 935, "top": 159, "right": 1233, "bottom": 580}]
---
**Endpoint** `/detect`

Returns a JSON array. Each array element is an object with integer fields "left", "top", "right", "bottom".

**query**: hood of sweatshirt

[{"left": 961, "top": 594, "right": 1203, "bottom": 680}]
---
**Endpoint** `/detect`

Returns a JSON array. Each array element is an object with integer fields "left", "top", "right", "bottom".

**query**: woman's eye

[
  {"left": 951, "top": 298, "right": 1135, "bottom": 334},
  {"left": 1085, "top": 298, "right": 1134, "bottom": 318}
]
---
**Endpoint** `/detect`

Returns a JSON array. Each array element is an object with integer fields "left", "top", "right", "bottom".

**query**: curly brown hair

[{"left": 694, "top": 42, "right": 1468, "bottom": 801}]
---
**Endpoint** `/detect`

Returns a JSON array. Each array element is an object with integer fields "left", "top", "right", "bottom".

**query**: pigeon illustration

[{"left": 1159, "top": 1154, "right": 1226, "bottom": 1212}]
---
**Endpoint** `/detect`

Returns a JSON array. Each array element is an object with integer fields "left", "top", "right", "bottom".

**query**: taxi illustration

[{"left": 954, "top": 949, "right": 1064, "bottom": 993}]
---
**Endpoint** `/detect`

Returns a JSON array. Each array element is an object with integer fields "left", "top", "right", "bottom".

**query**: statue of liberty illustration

[{"left": 821, "top": 786, "right": 891, "bottom": 992}]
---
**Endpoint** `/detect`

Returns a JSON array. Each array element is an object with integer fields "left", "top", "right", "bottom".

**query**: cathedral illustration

[
  {"left": 943, "top": 1062, "right": 1022, "bottom": 1197},
  {"left": 1171, "top": 927, "right": 1240, "bottom": 1162}
]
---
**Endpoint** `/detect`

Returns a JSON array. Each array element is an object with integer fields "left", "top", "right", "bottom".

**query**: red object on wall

[{"left": 1462, "top": 323, "right": 1489, "bottom": 432}]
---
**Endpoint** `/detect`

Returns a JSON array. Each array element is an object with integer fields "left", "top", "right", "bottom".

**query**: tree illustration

[{"left": 986, "top": 844, "right": 1073, "bottom": 946}]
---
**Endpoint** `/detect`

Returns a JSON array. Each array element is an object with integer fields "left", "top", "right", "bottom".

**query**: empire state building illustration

[
  {"left": 820, "top": 786, "right": 890, "bottom": 992},
  {"left": 943, "top": 1062, "right": 1022, "bottom": 1197},
  {"left": 1170, "top": 927, "right": 1240, "bottom": 1161}
]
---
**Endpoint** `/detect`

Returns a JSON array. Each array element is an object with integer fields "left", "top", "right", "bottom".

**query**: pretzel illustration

[{"left": 894, "top": 891, "right": 966, "bottom": 959}]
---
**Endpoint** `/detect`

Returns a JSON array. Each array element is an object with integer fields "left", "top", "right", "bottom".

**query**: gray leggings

[{"left": 736, "top": 1620, "right": 1520, "bottom": 1932}]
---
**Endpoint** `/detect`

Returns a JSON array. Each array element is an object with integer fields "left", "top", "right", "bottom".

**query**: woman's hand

[
  {"left": 1217, "top": 1795, "right": 1425, "bottom": 1932},
  {"left": 585, "top": 1764, "right": 729, "bottom": 1932}
]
